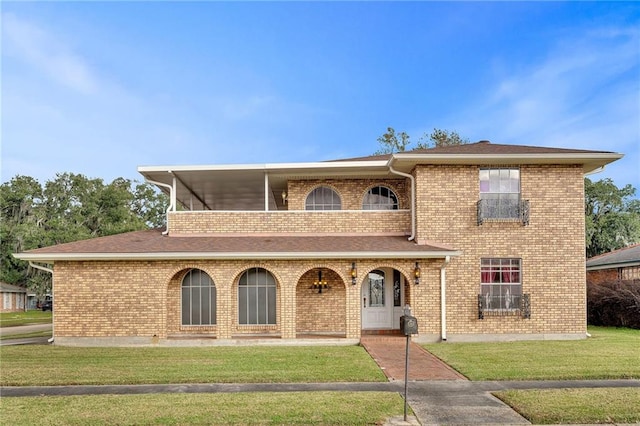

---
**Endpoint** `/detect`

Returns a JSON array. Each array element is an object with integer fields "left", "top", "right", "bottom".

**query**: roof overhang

[
  {"left": 14, "top": 250, "right": 462, "bottom": 263},
  {"left": 586, "top": 260, "right": 640, "bottom": 271},
  {"left": 390, "top": 152, "right": 624, "bottom": 174}
]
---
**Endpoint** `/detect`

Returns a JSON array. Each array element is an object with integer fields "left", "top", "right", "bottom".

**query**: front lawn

[
  {"left": 0, "top": 392, "right": 408, "bottom": 426},
  {"left": 495, "top": 388, "right": 640, "bottom": 424},
  {"left": 423, "top": 326, "right": 640, "bottom": 380},
  {"left": 0, "top": 311, "right": 52, "bottom": 327},
  {"left": 0, "top": 345, "right": 387, "bottom": 386}
]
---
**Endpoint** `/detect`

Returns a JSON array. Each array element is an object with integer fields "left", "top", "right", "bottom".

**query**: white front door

[{"left": 362, "top": 269, "right": 393, "bottom": 329}]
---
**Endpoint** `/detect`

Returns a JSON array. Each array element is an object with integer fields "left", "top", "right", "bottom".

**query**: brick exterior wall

[
  {"left": 169, "top": 210, "right": 410, "bottom": 235},
  {"left": 50, "top": 163, "right": 589, "bottom": 344},
  {"left": 414, "top": 164, "right": 586, "bottom": 339}
]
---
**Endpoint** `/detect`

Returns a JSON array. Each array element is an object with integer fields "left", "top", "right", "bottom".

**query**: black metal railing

[
  {"left": 478, "top": 293, "right": 530, "bottom": 319},
  {"left": 477, "top": 199, "right": 530, "bottom": 226}
]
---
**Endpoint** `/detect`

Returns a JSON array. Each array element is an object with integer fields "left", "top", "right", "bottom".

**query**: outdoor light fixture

[
  {"left": 281, "top": 190, "right": 288, "bottom": 204},
  {"left": 312, "top": 270, "right": 329, "bottom": 294},
  {"left": 351, "top": 262, "right": 357, "bottom": 285},
  {"left": 414, "top": 262, "right": 421, "bottom": 285}
]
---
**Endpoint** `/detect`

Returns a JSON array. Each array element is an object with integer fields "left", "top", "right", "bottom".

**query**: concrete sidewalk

[{"left": 2, "top": 380, "right": 638, "bottom": 424}]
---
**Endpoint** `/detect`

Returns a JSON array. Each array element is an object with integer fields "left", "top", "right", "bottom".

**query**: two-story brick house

[{"left": 14, "top": 141, "right": 622, "bottom": 346}]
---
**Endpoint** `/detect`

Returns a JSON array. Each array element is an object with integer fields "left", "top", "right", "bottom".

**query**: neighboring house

[
  {"left": 586, "top": 244, "right": 640, "bottom": 284},
  {"left": 1, "top": 282, "right": 27, "bottom": 312},
  {"left": 13, "top": 141, "right": 622, "bottom": 346}
]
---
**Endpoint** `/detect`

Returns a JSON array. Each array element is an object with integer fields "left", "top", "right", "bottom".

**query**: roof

[
  {"left": 13, "top": 229, "right": 461, "bottom": 262},
  {"left": 586, "top": 243, "right": 640, "bottom": 271},
  {"left": 138, "top": 141, "right": 622, "bottom": 211},
  {"left": 0, "top": 282, "right": 27, "bottom": 293}
]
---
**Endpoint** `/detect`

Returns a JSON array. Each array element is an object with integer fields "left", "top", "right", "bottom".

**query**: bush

[{"left": 587, "top": 279, "right": 640, "bottom": 329}]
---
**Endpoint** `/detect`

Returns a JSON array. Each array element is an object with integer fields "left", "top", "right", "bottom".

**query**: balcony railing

[
  {"left": 478, "top": 293, "right": 530, "bottom": 319},
  {"left": 477, "top": 199, "right": 530, "bottom": 226}
]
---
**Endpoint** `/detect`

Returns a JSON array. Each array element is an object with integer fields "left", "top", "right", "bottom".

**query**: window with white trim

[
  {"left": 238, "top": 267, "right": 277, "bottom": 325},
  {"left": 305, "top": 186, "right": 341, "bottom": 210},
  {"left": 479, "top": 168, "right": 520, "bottom": 219},
  {"left": 480, "top": 258, "right": 522, "bottom": 310},
  {"left": 363, "top": 186, "right": 398, "bottom": 210},
  {"left": 181, "top": 269, "right": 216, "bottom": 325}
]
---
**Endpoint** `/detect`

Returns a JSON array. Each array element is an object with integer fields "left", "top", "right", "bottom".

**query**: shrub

[{"left": 587, "top": 279, "right": 640, "bottom": 329}]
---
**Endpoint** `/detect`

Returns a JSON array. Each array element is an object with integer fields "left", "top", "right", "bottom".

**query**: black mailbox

[{"left": 400, "top": 315, "right": 418, "bottom": 335}]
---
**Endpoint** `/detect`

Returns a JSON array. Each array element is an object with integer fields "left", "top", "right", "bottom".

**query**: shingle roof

[
  {"left": 586, "top": 243, "right": 640, "bottom": 269},
  {"left": 14, "top": 229, "right": 460, "bottom": 262},
  {"left": 335, "top": 141, "right": 618, "bottom": 162}
]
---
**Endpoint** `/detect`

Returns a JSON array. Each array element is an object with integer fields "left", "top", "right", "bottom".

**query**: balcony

[
  {"left": 477, "top": 199, "right": 530, "bottom": 226},
  {"left": 478, "top": 293, "right": 530, "bottom": 319}
]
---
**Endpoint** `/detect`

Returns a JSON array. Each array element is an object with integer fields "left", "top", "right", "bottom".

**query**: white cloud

[{"left": 2, "top": 12, "right": 99, "bottom": 95}]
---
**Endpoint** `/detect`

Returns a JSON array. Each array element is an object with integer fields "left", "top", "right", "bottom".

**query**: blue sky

[{"left": 2, "top": 2, "right": 639, "bottom": 190}]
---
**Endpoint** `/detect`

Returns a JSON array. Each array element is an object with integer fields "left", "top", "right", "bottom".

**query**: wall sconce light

[
  {"left": 351, "top": 262, "right": 357, "bottom": 285},
  {"left": 281, "top": 190, "right": 288, "bottom": 204},
  {"left": 414, "top": 262, "right": 421, "bottom": 285},
  {"left": 311, "top": 270, "right": 329, "bottom": 294}
]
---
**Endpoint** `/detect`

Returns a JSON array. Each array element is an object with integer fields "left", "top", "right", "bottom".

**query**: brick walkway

[{"left": 360, "top": 336, "right": 467, "bottom": 381}]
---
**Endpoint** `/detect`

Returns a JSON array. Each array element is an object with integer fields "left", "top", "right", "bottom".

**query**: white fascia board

[
  {"left": 586, "top": 260, "right": 640, "bottom": 271},
  {"left": 138, "top": 160, "right": 389, "bottom": 174},
  {"left": 390, "top": 152, "right": 623, "bottom": 172},
  {"left": 391, "top": 152, "right": 623, "bottom": 162},
  {"left": 14, "top": 250, "right": 462, "bottom": 262}
]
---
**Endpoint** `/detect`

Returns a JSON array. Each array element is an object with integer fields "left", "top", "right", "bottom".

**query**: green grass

[
  {"left": 0, "top": 391, "right": 408, "bottom": 425},
  {"left": 0, "top": 330, "right": 52, "bottom": 341},
  {"left": 0, "top": 345, "right": 387, "bottom": 386},
  {"left": 495, "top": 388, "right": 640, "bottom": 424},
  {"left": 0, "top": 310, "right": 52, "bottom": 327},
  {"left": 423, "top": 326, "right": 640, "bottom": 380}
]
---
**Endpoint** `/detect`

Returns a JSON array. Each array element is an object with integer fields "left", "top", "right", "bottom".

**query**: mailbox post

[{"left": 400, "top": 306, "right": 418, "bottom": 421}]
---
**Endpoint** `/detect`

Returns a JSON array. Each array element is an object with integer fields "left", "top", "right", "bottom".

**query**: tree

[
  {"left": 0, "top": 173, "right": 168, "bottom": 297},
  {"left": 585, "top": 178, "right": 640, "bottom": 258},
  {"left": 417, "top": 128, "right": 470, "bottom": 149},
  {"left": 375, "top": 127, "right": 469, "bottom": 154},
  {"left": 374, "top": 127, "right": 411, "bottom": 154}
]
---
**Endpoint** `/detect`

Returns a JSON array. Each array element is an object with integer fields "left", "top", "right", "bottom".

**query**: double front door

[{"left": 361, "top": 268, "right": 404, "bottom": 330}]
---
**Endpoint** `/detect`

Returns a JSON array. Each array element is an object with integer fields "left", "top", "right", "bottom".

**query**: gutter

[
  {"left": 388, "top": 157, "right": 416, "bottom": 241},
  {"left": 145, "top": 177, "right": 175, "bottom": 235},
  {"left": 440, "top": 256, "right": 450, "bottom": 341},
  {"left": 15, "top": 250, "right": 463, "bottom": 262},
  {"left": 29, "top": 262, "right": 55, "bottom": 343}
]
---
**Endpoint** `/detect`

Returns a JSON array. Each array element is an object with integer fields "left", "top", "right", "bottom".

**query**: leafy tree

[
  {"left": 0, "top": 173, "right": 168, "bottom": 297},
  {"left": 375, "top": 127, "right": 469, "bottom": 154},
  {"left": 417, "top": 128, "right": 470, "bottom": 148},
  {"left": 585, "top": 178, "right": 640, "bottom": 258}
]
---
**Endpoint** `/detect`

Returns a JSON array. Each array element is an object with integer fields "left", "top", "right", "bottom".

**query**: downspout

[
  {"left": 29, "top": 262, "right": 55, "bottom": 343},
  {"left": 440, "top": 256, "right": 450, "bottom": 341},
  {"left": 388, "top": 158, "right": 416, "bottom": 241},
  {"left": 145, "top": 177, "right": 175, "bottom": 236}
]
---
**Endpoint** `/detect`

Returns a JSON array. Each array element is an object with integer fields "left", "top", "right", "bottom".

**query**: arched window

[
  {"left": 238, "top": 268, "right": 277, "bottom": 325},
  {"left": 363, "top": 186, "right": 398, "bottom": 210},
  {"left": 181, "top": 269, "right": 216, "bottom": 325},
  {"left": 305, "top": 186, "right": 341, "bottom": 210}
]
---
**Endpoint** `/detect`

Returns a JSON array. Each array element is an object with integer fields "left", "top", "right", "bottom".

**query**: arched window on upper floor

[
  {"left": 305, "top": 186, "right": 341, "bottom": 210},
  {"left": 362, "top": 186, "right": 399, "bottom": 210}
]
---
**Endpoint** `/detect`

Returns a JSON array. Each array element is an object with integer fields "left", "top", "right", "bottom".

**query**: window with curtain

[
  {"left": 479, "top": 168, "right": 520, "bottom": 219},
  {"left": 181, "top": 269, "right": 216, "bottom": 326},
  {"left": 362, "top": 186, "right": 398, "bottom": 210},
  {"left": 305, "top": 186, "right": 341, "bottom": 210},
  {"left": 238, "top": 267, "right": 277, "bottom": 325},
  {"left": 480, "top": 258, "right": 521, "bottom": 310}
]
